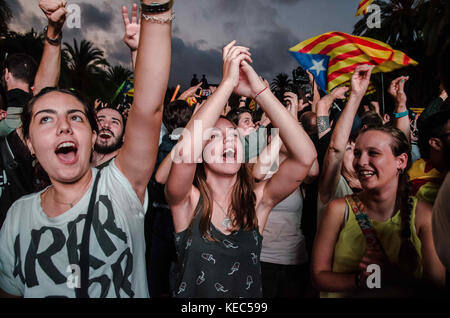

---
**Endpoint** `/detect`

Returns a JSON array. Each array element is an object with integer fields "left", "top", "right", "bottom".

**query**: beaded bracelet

[{"left": 142, "top": 11, "right": 175, "bottom": 24}]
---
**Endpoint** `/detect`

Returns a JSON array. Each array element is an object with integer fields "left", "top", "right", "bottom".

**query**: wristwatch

[
  {"left": 141, "top": 0, "right": 174, "bottom": 14},
  {"left": 43, "top": 26, "right": 62, "bottom": 46}
]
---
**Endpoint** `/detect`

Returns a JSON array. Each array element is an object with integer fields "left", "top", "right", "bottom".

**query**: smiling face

[
  {"left": 26, "top": 91, "right": 97, "bottom": 184},
  {"left": 237, "top": 112, "right": 256, "bottom": 136},
  {"left": 353, "top": 130, "right": 408, "bottom": 191},
  {"left": 203, "top": 118, "right": 244, "bottom": 176},
  {"left": 95, "top": 108, "right": 124, "bottom": 154}
]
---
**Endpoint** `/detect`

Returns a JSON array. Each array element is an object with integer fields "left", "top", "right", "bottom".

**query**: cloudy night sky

[{"left": 6, "top": 0, "right": 360, "bottom": 89}]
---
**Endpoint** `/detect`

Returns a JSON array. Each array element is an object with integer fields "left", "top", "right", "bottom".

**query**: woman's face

[
  {"left": 353, "top": 130, "right": 407, "bottom": 191},
  {"left": 237, "top": 112, "right": 256, "bottom": 136},
  {"left": 26, "top": 91, "right": 97, "bottom": 184},
  {"left": 203, "top": 118, "right": 244, "bottom": 176}
]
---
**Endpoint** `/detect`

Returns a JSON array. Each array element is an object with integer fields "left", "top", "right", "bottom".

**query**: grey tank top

[{"left": 170, "top": 196, "right": 263, "bottom": 298}]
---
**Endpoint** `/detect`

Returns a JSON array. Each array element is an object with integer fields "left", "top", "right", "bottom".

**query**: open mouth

[
  {"left": 223, "top": 147, "right": 237, "bottom": 162},
  {"left": 55, "top": 141, "right": 78, "bottom": 164},
  {"left": 99, "top": 130, "right": 113, "bottom": 140},
  {"left": 358, "top": 169, "right": 375, "bottom": 179}
]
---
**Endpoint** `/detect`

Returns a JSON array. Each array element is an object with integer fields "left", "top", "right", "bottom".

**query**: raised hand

[
  {"left": 388, "top": 76, "right": 409, "bottom": 106},
  {"left": 178, "top": 82, "right": 202, "bottom": 101},
  {"left": 122, "top": 4, "right": 141, "bottom": 52},
  {"left": 39, "top": 0, "right": 67, "bottom": 30},
  {"left": 350, "top": 65, "right": 374, "bottom": 97},
  {"left": 222, "top": 40, "right": 253, "bottom": 94},
  {"left": 284, "top": 91, "right": 299, "bottom": 117},
  {"left": 331, "top": 86, "right": 349, "bottom": 100}
]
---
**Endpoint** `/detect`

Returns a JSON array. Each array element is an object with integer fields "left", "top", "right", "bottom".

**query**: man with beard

[{"left": 92, "top": 104, "right": 127, "bottom": 169}]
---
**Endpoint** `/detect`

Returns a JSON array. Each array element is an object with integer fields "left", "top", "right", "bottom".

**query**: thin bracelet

[
  {"left": 142, "top": 11, "right": 175, "bottom": 24},
  {"left": 393, "top": 110, "right": 408, "bottom": 118},
  {"left": 254, "top": 87, "right": 268, "bottom": 100}
]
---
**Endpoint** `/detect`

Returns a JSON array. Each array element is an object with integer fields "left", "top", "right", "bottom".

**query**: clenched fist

[{"left": 39, "top": 0, "right": 67, "bottom": 29}]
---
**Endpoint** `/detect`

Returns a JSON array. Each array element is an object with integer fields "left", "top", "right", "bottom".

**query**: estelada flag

[
  {"left": 289, "top": 31, "right": 418, "bottom": 93},
  {"left": 356, "top": 0, "right": 374, "bottom": 16}
]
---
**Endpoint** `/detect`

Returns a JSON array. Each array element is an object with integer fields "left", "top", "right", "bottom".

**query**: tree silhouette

[
  {"left": 0, "top": 0, "right": 12, "bottom": 36},
  {"left": 270, "top": 73, "right": 293, "bottom": 102}
]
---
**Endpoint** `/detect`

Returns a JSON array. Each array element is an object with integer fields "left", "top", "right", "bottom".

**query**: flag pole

[{"left": 381, "top": 73, "right": 385, "bottom": 115}]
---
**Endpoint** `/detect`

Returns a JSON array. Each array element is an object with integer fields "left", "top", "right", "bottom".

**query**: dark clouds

[
  {"left": 6, "top": 0, "right": 358, "bottom": 91},
  {"left": 78, "top": 2, "right": 114, "bottom": 31}
]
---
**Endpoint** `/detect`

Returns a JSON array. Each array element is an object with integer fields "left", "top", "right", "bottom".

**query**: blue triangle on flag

[{"left": 290, "top": 52, "right": 330, "bottom": 93}]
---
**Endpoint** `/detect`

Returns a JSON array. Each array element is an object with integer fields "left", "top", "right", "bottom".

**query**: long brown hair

[
  {"left": 359, "top": 126, "right": 419, "bottom": 276},
  {"left": 193, "top": 118, "right": 258, "bottom": 241}
]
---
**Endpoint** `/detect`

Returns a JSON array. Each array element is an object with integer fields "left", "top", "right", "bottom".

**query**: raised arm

[
  {"left": 319, "top": 65, "right": 373, "bottom": 207},
  {"left": 316, "top": 86, "right": 349, "bottom": 139},
  {"left": 388, "top": 76, "right": 410, "bottom": 141},
  {"left": 165, "top": 41, "right": 252, "bottom": 231},
  {"left": 233, "top": 61, "right": 317, "bottom": 228},
  {"left": 34, "top": 0, "right": 67, "bottom": 95},
  {"left": 115, "top": 1, "right": 172, "bottom": 203}
]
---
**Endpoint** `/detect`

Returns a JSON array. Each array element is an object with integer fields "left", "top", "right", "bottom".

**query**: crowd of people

[{"left": 0, "top": 0, "right": 449, "bottom": 299}]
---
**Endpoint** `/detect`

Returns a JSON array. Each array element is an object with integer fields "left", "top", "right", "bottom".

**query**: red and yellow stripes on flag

[
  {"left": 289, "top": 31, "right": 418, "bottom": 93},
  {"left": 356, "top": 0, "right": 374, "bottom": 16}
]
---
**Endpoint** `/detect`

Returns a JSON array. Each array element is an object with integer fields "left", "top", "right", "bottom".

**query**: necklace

[
  {"left": 214, "top": 199, "right": 232, "bottom": 229},
  {"left": 48, "top": 177, "right": 92, "bottom": 209}
]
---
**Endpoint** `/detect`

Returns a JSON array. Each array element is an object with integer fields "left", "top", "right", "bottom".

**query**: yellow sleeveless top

[{"left": 333, "top": 196, "right": 423, "bottom": 277}]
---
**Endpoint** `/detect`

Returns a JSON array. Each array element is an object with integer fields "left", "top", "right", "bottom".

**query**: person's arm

[
  {"left": 165, "top": 41, "right": 252, "bottom": 232},
  {"left": 122, "top": 4, "right": 141, "bottom": 70},
  {"left": 307, "top": 70, "right": 321, "bottom": 113},
  {"left": 34, "top": 0, "right": 67, "bottom": 95},
  {"left": 177, "top": 82, "right": 202, "bottom": 101},
  {"left": 389, "top": 76, "right": 410, "bottom": 140},
  {"left": 234, "top": 63, "right": 317, "bottom": 230},
  {"left": 311, "top": 198, "right": 357, "bottom": 292},
  {"left": 252, "top": 132, "right": 282, "bottom": 181},
  {"left": 416, "top": 200, "right": 446, "bottom": 288},
  {"left": 115, "top": 1, "right": 172, "bottom": 203},
  {"left": 319, "top": 65, "right": 373, "bottom": 207},
  {"left": 316, "top": 86, "right": 349, "bottom": 139}
]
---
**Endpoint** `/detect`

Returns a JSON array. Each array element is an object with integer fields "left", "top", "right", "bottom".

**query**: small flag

[
  {"left": 356, "top": 0, "right": 374, "bottom": 16},
  {"left": 289, "top": 31, "right": 418, "bottom": 93}
]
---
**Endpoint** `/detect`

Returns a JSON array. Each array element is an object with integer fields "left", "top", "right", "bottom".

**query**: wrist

[{"left": 46, "top": 24, "right": 62, "bottom": 39}]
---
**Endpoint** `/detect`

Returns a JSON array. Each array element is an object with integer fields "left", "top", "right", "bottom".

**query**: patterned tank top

[{"left": 170, "top": 197, "right": 263, "bottom": 298}]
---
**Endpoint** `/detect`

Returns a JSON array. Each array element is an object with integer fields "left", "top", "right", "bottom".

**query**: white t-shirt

[{"left": 0, "top": 160, "right": 149, "bottom": 298}]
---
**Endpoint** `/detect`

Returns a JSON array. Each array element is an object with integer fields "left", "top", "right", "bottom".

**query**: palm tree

[
  {"left": 106, "top": 65, "right": 132, "bottom": 91},
  {"left": 0, "top": 0, "right": 12, "bottom": 37},
  {"left": 352, "top": 0, "right": 449, "bottom": 107},
  {"left": 270, "top": 73, "right": 293, "bottom": 101},
  {"left": 0, "top": 29, "right": 44, "bottom": 67},
  {"left": 63, "top": 39, "right": 109, "bottom": 97}
]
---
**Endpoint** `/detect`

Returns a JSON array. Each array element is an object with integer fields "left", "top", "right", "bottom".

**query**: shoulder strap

[
  {"left": 0, "top": 136, "right": 27, "bottom": 194},
  {"left": 76, "top": 170, "right": 102, "bottom": 298},
  {"left": 345, "top": 194, "right": 386, "bottom": 256}
]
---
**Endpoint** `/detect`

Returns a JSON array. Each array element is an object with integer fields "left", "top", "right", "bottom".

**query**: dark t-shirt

[{"left": 170, "top": 197, "right": 263, "bottom": 298}]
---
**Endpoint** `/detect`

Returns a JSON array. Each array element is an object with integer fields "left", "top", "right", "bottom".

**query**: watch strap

[{"left": 141, "top": 0, "right": 174, "bottom": 14}]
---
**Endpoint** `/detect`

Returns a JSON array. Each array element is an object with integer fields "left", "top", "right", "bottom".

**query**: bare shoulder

[
  {"left": 414, "top": 198, "right": 433, "bottom": 228},
  {"left": 320, "top": 197, "right": 348, "bottom": 228}
]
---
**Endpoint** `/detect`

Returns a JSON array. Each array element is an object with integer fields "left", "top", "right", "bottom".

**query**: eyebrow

[
  {"left": 97, "top": 115, "right": 121, "bottom": 122},
  {"left": 33, "top": 109, "right": 87, "bottom": 119}
]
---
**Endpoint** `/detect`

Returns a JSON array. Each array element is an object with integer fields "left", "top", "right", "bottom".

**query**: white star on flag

[{"left": 309, "top": 59, "right": 326, "bottom": 77}]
